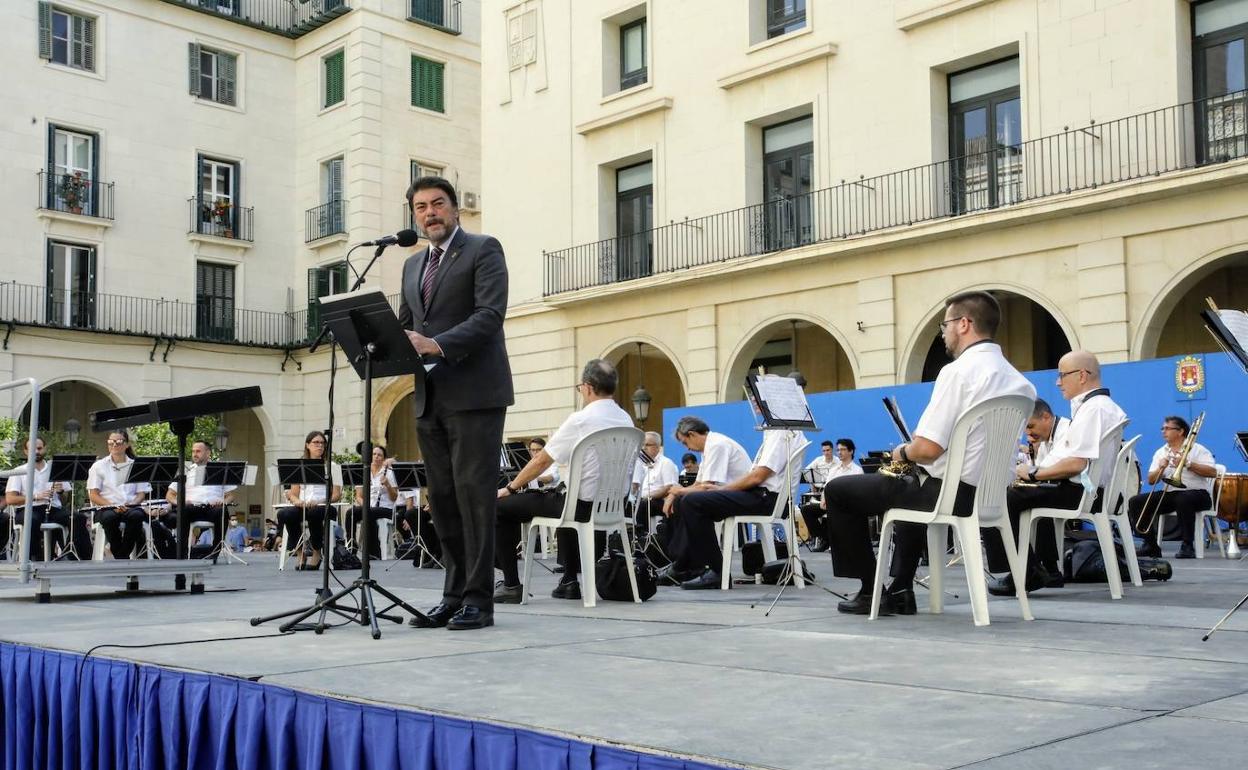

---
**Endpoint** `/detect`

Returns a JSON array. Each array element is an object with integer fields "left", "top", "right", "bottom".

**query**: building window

[
  {"left": 762, "top": 116, "right": 813, "bottom": 251},
  {"left": 188, "top": 44, "right": 237, "bottom": 106},
  {"left": 620, "top": 18, "right": 647, "bottom": 90},
  {"left": 307, "top": 262, "right": 348, "bottom": 338},
  {"left": 196, "top": 262, "right": 235, "bottom": 342},
  {"left": 411, "top": 55, "right": 445, "bottom": 112},
  {"left": 46, "top": 125, "right": 98, "bottom": 215},
  {"left": 1193, "top": 0, "right": 1248, "bottom": 162},
  {"left": 948, "top": 57, "right": 1022, "bottom": 213},
  {"left": 615, "top": 161, "right": 653, "bottom": 281},
  {"left": 197, "top": 155, "right": 239, "bottom": 237},
  {"left": 45, "top": 240, "right": 96, "bottom": 329},
  {"left": 323, "top": 49, "right": 345, "bottom": 108},
  {"left": 767, "top": 0, "right": 806, "bottom": 39},
  {"left": 38, "top": 2, "right": 95, "bottom": 71},
  {"left": 507, "top": 9, "right": 538, "bottom": 69}
]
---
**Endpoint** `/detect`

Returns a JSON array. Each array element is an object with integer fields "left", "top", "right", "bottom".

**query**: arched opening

[
  {"left": 1152, "top": 255, "right": 1248, "bottom": 358},
  {"left": 605, "top": 341, "right": 686, "bottom": 435},
  {"left": 17, "top": 379, "right": 120, "bottom": 449},
  {"left": 912, "top": 291, "right": 1073, "bottom": 381},
  {"left": 723, "top": 319, "right": 854, "bottom": 400},
  {"left": 383, "top": 392, "right": 423, "bottom": 461},
  {"left": 218, "top": 406, "right": 268, "bottom": 535}
]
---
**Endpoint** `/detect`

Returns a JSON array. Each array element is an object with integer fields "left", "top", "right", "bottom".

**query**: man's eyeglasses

[
  {"left": 937, "top": 316, "right": 966, "bottom": 332},
  {"left": 1057, "top": 369, "right": 1086, "bottom": 380}
]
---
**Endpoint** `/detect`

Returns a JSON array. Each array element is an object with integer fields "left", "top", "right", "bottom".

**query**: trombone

[{"left": 1134, "top": 411, "right": 1206, "bottom": 533}]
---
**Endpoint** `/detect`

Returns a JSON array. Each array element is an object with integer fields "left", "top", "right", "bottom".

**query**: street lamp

[
  {"left": 63, "top": 417, "right": 81, "bottom": 445},
  {"left": 631, "top": 342, "right": 652, "bottom": 424},
  {"left": 214, "top": 422, "right": 230, "bottom": 453}
]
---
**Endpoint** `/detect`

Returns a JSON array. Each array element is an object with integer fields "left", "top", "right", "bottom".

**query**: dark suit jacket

[{"left": 397, "top": 227, "right": 514, "bottom": 417}]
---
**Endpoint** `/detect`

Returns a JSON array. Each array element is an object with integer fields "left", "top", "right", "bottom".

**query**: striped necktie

[{"left": 421, "top": 246, "right": 444, "bottom": 308}]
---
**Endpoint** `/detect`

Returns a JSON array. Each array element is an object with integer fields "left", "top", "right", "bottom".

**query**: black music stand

[
  {"left": 274, "top": 459, "right": 330, "bottom": 570},
  {"left": 256, "top": 290, "right": 428, "bottom": 638},
  {"left": 48, "top": 454, "right": 95, "bottom": 560},
  {"left": 386, "top": 462, "right": 440, "bottom": 570},
  {"left": 199, "top": 461, "right": 247, "bottom": 564},
  {"left": 125, "top": 457, "right": 180, "bottom": 559}
]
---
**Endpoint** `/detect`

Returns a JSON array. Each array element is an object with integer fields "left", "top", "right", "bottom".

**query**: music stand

[
  {"left": 199, "top": 461, "right": 248, "bottom": 565},
  {"left": 256, "top": 289, "right": 428, "bottom": 638},
  {"left": 47, "top": 454, "right": 95, "bottom": 560},
  {"left": 386, "top": 462, "right": 441, "bottom": 570},
  {"left": 122, "top": 456, "right": 180, "bottom": 560}
]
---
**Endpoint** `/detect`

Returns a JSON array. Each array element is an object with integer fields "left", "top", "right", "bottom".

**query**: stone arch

[
  {"left": 898, "top": 283, "right": 1079, "bottom": 383},
  {"left": 719, "top": 312, "right": 859, "bottom": 402},
  {"left": 601, "top": 336, "right": 688, "bottom": 435},
  {"left": 188, "top": 383, "right": 278, "bottom": 449},
  {"left": 1132, "top": 243, "right": 1248, "bottom": 360},
  {"left": 16, "top": 378, "right": 124, "bottom": 444}
]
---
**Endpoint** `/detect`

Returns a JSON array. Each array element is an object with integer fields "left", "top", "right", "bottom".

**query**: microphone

[{"left": 360, "top": 229, "right": 420, "bottom": 247}]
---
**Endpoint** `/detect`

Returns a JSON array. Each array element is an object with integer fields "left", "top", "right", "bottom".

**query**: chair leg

[
  {"left": 1209, "top": 514, "right": 1227, "bottom": 558},
  {"left": 993, "top": 521, "right": 1034, "bottom": 622},
  {"left": 926, "top": 524, "right": 947, "bottom": 615},
  {"left": 869, "top": 519, "right": 894, "bottom": 620},
  {"left": 618, "top": 527, "right": 641, "bottom": 603},
  {"left": 1017, "top": 512, "right": 1035, "bottom": 569},
  {"left": 520, "top": 523, "right": 538, "bottom": 605},
  {"left": 1111, "top": 513, "right": 1143, "bottom": 586},
  {"left": 1091, "top": 512, "right": 1123, "bottom": 599},
  {"left": 720, "top": 518, "right": 734, "bottom": 590},
  {"left": 950, "top": 519, "right": 990, "bottom": 625},
  {"left": 577, "top": 525, "right": 597, "bottom": 608},
  {"left": 785, "top": 517, "right": 805, "bottom": 589},
  {"left": 91, "top": 522, "right": 106, "bottom": 561}
]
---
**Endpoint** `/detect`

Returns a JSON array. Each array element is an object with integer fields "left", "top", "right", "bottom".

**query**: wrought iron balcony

[
  {"left": 188, "top": 197, "right": 254, "bottom": 242},
  {"left": 544, "top": 89, "right": 1248, "bottom": 296},
  {"left": 306, "top": 200, "right": 346, "bottom": 243},
  {"left": 408, "top": 0, "right": 461, "bottom": 35},
  {"left": 38, "top": 172, "right": 114, "bottom": 220},
  {"left": 159, "top": 0, "right": 350, "bottom": 37}
]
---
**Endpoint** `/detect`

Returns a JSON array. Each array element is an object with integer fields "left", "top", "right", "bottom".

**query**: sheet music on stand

[
  {"left": 745, "top": 373, "right": 817, "bottom": 430},
  {"left": 1202, "top": 303, "right": 1248, "bottom": 374}
]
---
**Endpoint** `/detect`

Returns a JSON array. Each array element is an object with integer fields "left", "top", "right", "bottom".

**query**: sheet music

[
  {"left": 753, "top": 374, "right": 811, "bottom": 422},
  {"left": 1219, "top": 309, "right": 1248, "bottom": 347}
]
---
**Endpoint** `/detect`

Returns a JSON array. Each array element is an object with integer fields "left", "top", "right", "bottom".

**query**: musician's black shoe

[
  {"left": 446, "top": 606, "right": 493, "bottom": 631},
  {"left": 1176, "top": 543, "right": 1196, "bottom": 559},
  {"left": 1040, "top": 564, "right": 1065, "bottom": 589},
  {"left": 656, "top": 564, "right": 699, "bottom": 584},
  {"left": 493, "top": 581, "right": 524, "bottom": 604},
  {"left": 837, "top": 590, "right": 890, "bottom": 616},
  {"left": 680, "top": 569, "right": 724, "bottom": 590},
  {"left": 810, "top": 536, "right": 830, "bottom": 553},
  {"left": 986, "top": 567, "right": 1047, "bottom": 597},
  {"left": 551, "top": 579, "right": 582, "bottom": 600},
  {"left": 1137, "top": 542, "right": 1162, "bottom": 558},
  {"left": 884, "top": 586, "right": 917, "bottom": 615},
  {"left": 409, "top": 602, "right": 460, "bottom": 628}
]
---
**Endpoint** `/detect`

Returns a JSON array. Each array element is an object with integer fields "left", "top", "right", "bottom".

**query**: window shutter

[
  {"left": 324, "top": 51, "right": 344, "bottom": 107},
  {"left": 219, "top": 52, "right": 236, "bottom": 105},
  {"left": 188, "top": 42, "right": 201, "bottom": 96},
  {"left": 430, "top": 60, "right": 444, "bottom": 112},
  {"left": 38, "top": 2, "right": 53, "bottom": 60},
  {"left": 81, "top": 17, "right": 95, "bottom": 73},
  {"left": 330, "top": 158, "right": 343, "bottom": 200},
  {"left": 196, "top": 262, "right": 206, "bottom": 299},
  {"left": 410, "top": 56, "right": 420, "bottom": 107},
  {"left": 411, "top": 57, "right": 444, "bottom": 112}
]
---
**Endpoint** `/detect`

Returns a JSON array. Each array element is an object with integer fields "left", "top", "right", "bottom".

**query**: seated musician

[
  {"left": 162, "top": 440, "right": 236, "bottom": 561},
  {"left": 799, "top": 439, "right": 862, "bottom": 553},
  {"left": 679, "top": 453, "right": 699, "bottom": 486},
  {"left": 86, "top": 430, "right": 152, "bottom": 559},
  {"left": 525, "top": 437, "right": 560, "bottom": 490},
  {"left": 631, "top": 431, "right": 679, "bottom": 531},
  {"left": 493, "top": 359, "right": 635, "bottom": 603},
  {"left": 5, "top": 436, "right": 87, "bottom": 560},
  {"left": 1128, "top": 415, "right": 1216, "bottom": 559},
  {"left": 276, "top": 430, "right": 343, "bottom": 570},
  {"left": 397, "top": 486, "right": 442, "bottom": 567},
  {"left": 984, "top": 351, "right": 1127, "bottom": 595},
  {"left": 348, "top": 444, "right": 398, "bottom": 560}
]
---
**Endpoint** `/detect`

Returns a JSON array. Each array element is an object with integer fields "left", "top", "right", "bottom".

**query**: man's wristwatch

[
  {"left": 505, "top": 483, "right": 521, "bottom": 495},
  {"left": 898, "top": 446, "right": 910, "bottom": 463},
  {"left": 1027, "top": 469, "right": 1038, "bottom": 483}
]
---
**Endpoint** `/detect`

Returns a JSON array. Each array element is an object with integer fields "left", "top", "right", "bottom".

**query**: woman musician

[
  {"left": 1127, "top": 415, "right": 1217, "bottom": 559},
  {"left": 347, "top": 444, "right": 397, "bottom": 560},
  {"left": 276, "top": 430, "right": 342, "bottom": 570}
]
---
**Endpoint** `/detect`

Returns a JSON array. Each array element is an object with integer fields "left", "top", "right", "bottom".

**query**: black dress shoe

[
  {"left": 810, "top": 537, "right": 830, "bottom": 553},
  {"left": 1040, "top": 564, "right": 1065, "bottom": 588},
  {"left": 884, "top": 587, "right": 917, "bottom": 615},
  {"left": 1137, "top": 542, "right": 1162, "bottom": 559},
  {"left": 986, "top": 568, "right": 1046, "bottom": 597},
  {"left": 551, "top": 580, "right": 582, "bottom": 600},
  {"left": 680, "top": 569, "right": 724, "bottom": 590},
  {"left": 493, "top": 581, "right": 523, "bottom": 604},
  {"left": 1176, "top": 543, "right": 1196, "bottom": 559},
  {"left": 409, "top": 602, "right": 460, "bottom": 628},
  {"left": 837, "top": 590, "right": 890, "bottom": 616},
  {"left": 446, "top": 605, "right": 493, "bottom": 630}
]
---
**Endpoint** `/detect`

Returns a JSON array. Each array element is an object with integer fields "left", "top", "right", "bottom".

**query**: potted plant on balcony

[
  {"left": 59, "top": 171, "right": 88, "bottom": 215},
  {"left": 211, "top": 199, "right": 234, "bottom": 238}
]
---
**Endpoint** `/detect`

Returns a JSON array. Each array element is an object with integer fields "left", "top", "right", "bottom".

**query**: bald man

[{"left": 984, "top": 350, "right": 1128, "bottom": 595}]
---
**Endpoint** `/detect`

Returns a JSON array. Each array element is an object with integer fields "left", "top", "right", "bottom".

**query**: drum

[{"left": 1216, "top": 473, "right": 1248, "bottom": 548}]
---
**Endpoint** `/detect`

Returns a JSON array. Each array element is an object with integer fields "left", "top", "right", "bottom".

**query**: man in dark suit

[{"left": 399, "top": 176, "right": 513, "bottom": 631}]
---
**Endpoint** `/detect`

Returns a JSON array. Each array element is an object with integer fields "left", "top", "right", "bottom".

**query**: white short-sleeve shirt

[
  {"left": 168, "top": 463, "right": 238, "bottom": 506},
  {"left": 804, "top": 456, "right": 835, "bottom": 485},
  {"left": 825, "top": 461, "right": 864, "bottom": 482},
  {"left": 913, "top": 341, "right": 1037, "bottom": 485},
  {"left": 695, "top": 431, "right": 752, "bottom": 486},
  {"left": 1039, "top": 390, "right": 1128, "bottom": 486},
  {"left": 634, "top": 454, "right": 679, "bottom": 498},
  {"left": 1147, "top": 442, "right": 1215, "bottom": 495},
  {"left": 87, "top": 457, "right": 152, "bottom": 506},
  {"left": 543, "top": 397, "right": 636, "bottom": 500},
  {"left": 367, "top": 467, "right": 399, "bottom": 508},
  {"left": 755, "top": 430, "right": 811, "bottom": 494},
  {"left": 528, "top": 462, "right": 560, "bottom": 491},
  {"left": 1033, "top": 417, "right": 1070, "bottom": 466},
  {"left": 5, "top": 461, "right": 61, "bottom": 509},
  {"left": 295, "top": 462, "right": 344, "bottom": 504}
]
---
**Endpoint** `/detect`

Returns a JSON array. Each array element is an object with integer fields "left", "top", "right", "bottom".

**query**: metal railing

[
  {"left": 37, "top": 172, "right": 114, "bottom": 220},
  {"left": 159, "top": 0, "right": 350, "bottom": 37},
  {"left": 306, "top": 200, "right": 346, "bottom": 243},
  {"left": 544, "top": 89, "right": 1248, "bottom": 296},
  {"left": 188, "top": 197, "right": 254, "bottom": 242},
  {"left": 408, "top": 0, "right": 461, "bottom": 34}
]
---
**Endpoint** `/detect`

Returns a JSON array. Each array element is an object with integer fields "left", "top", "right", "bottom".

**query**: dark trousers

[
  {"left": 494, "top": 493, "right": 601, "bottom": 585},
  {"left": 417, "top": 402, "right": 506, "bottom": 611},
  {"left": 824, "top": 473, "right": 975, "bottom": 588},
  {"left": 671, "top": 487, "right": 778, "bottom": 573},
  {"left": 1127, "top": 488, "right": 1212, "bottom": 547},
  {"left": 982, "top": 483, "right": 1085, "bottom": 573},
  {"left": 800, "top": 502, "right": 825, "bottom": 543},
  {"left": 397, "top": 506, "right": 442, "bottom": 561},
  {"left": 346, "top": 505, "right": 394, "bottom": 559},
  {"left": 13, "top": 505, "right": 78, "bottom": 561},
  {"left": 159, "top": 504, "right": 225, "bottom": 559},
  {"left": 277, "top": 505, "right": 336, "bottom": 554},
  {"left": 95, "top": 506, "right": 148, "bottom": 559}
]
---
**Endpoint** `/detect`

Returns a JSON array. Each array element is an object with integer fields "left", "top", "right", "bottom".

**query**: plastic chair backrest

[
  {"left": 930, "top": 393, "right": 1033, "bottom": 524},
  {"left": 1102, "top": 435, "right": 1142, "bottom": 517},
  {"left": 1076, "top": 419, "right": 1128, "bottom": 513},
  {"left": 560, "top": 426, "right": 644, "bottom": 528}
]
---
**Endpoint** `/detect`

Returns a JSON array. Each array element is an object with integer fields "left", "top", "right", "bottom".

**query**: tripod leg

[{"left": 1202, "top": 591, "right": 1248, "bottom": 641}]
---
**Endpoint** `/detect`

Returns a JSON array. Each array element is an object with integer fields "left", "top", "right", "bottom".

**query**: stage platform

[{"left": 1, "top": 548, "right": 1247, "bottom": 769}]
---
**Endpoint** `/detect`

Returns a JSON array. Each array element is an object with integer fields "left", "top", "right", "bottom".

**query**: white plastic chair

[
  {"left": 1155, "top": 463, "right": 1228, "bottom": 558},
  {"left": 521, "top": 426, "right": 643, "bottom": 608},
  {"left": 1018, "top": 421, "right": 1139, "bottom": 600},
  {"left": 717, "top": 439, "right": 808, "bottom": 590},
  {"left": 870, "top": 393, "right": 1035, "bottom": 627}
]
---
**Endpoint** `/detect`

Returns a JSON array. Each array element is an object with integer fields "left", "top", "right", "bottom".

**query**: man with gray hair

[
  {"left": 493, "top": 359, "right": 634, "bottom": 602},
  {"left": 632, "top": 431, "right": 680, "bottom": 529}
]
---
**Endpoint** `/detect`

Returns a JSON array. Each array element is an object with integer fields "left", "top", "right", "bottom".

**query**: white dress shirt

[
  {"left": 366, "top": 467, "right": 399, "bottom": 509},
  {"left": 86, "top": 457, "right": 152, "bottom": 506},
  {"left": 755, "top": 430, "right": 811, "bottom": 495},
  {"left": 294, "top": 463, "right": 343, "bottom": 504},
  {"left": 1039, "top": 390, "right": 1128, "bottom": 487},
  {"left": 1033, "top": 417, "right": 1070, "bottom": 466},
  {"left": 695, "top": 431, "right": 753, "bottom": 486},
  {"left": 633, "top": 454, "right": 679, "bottom": 498},
  {"left": 544, "top": 397, "right": 635, "bottom": 501},
  {"left": 5, "top": 461, "right": 61, "bottom": 509},
  {"left": 913, "top": 341, "right": 1037, "bottom": 485},
  {"left": 1147, "top": 442, "right": 1215, "bottom": 495},
  {"left": 804, "top": 456, "right": 835, "bottom": 485},
  {"left": 168, "top": 462, "right": 237, "bottom": 505},
  {"left": 527, "top": 463, "right": 561, "bottom": 490}
]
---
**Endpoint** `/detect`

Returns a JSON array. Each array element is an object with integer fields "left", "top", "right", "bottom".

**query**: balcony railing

[
  {"left": 188, "top": 197, "right": 254, "bottom": 242},
  {"left": 38, "top": 172, "right": 114, "bottom": 220},
  {"left": 306, "top": 200, "right": 346, "bottom": 243},
  {"left": 408, "top": 0, "right": 461, "bottom": 35},
  {"left": 544, "top": 89, "right": 1248, "bottom": 296},
  {"left": 160, "top": 0, "right": 351, "bottom": 37}
]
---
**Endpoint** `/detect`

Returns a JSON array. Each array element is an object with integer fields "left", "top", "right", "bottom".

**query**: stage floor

[{"left": 1, "top": 548, "right": 1247, "bottom": 770}]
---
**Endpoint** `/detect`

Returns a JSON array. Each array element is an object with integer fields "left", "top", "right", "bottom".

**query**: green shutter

[
  {"left": 80, "top": 16, "right": 95, "bottom": 72},
  {"left": 324, "top": 50, "right": 344, "bottom": 107},
  {"left": 219, "top": 52, "right": 236, "bottom": 105},
  {"left": 188, "top": 42, "right": 201, "bottom": 96},
  {"left": 37, "top": 1, "right": 52, "bottom": 60},
  {"left": 411, "top": 56, "right": 445, "bottom": 113}
]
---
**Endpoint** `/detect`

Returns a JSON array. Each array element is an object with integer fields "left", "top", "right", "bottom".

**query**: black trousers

[
  {"left": 345, "top": 505, "right": 394, "bottom": 559},
  {"left": 982, "top": 483, "right": 1085, "bottom": 573},
  {"left": 276, "top": 505, "right": 336, "bottom": 554},
  {"left": 800, "top": 502, "right": 826, "bottom": 544},
  {"left": 417, "top": 402, "right": 506, "bottom": 611},
  {"left": 670, "top": 487, "right": 778, "bottom": 573},
  {"left": 159, "top": 504, "right": 225, "bottom": 559},
  {"left": 1127, "top": 488, "right": 1212, "bottom": 546},
  {"left": 94, "top": 506, "right": 148, "bottom": 559},
  {"left": 396, "top": 506, "right": 442, "bottom": 561},
  {"left": 494, "top": 493, "right": 601, "bottom": 585},
  {"left": 824, "top": 473, "right": 975, "bottom": 587}
]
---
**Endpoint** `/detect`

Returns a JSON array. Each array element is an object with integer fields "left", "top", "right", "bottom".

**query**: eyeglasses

[
  {"left": 106, "top": 439, "right": 126, "bottom": 446},
  {"left": 1161, "top": 425, "right": 1181, "bottom": 431},
  {"left": 1057, "top": 369, "right": 1086, "bottom": 380},
  {"left": 937, "top": 316, "right": 966, "bottom": 332},
  {"left": 308, "top": 439, "right": 326, "bottom": 445}
]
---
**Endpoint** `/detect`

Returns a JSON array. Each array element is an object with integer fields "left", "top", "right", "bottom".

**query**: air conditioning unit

[{"left": 461, "top": 191, "right": 480, "bottom": 211}]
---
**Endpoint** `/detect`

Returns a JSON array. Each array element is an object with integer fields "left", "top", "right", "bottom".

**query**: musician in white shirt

[
  {"left": 1127, "top": 415, "right": 1217, "bottom": 559},
  {"left": 348, "top": 445, "right": 398, "bottom": 560},
  {"left": 86, "top": 430, "right": 152, "bottom": 560},
  {"left": 275, "top": 430, "right": 343, "bottom": 570},
  {"left": 799, "top": 439, "right": 862, "bottom": 552},
  {"left": 525, "top": 438, "right": 560, "bottom": 490},
  {"left": 4, "top": 436, "right": 83, "bottom": 560},
  {"left": 163, "top": 440, "right": 237, "bottom": 560},
  {"left": 631, "top": 431, "right": 679, "bottom": 526}
]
